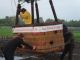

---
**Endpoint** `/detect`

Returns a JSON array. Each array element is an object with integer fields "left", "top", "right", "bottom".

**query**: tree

[{"left": 45, "top": 18, "right": 54, "bottom": 23}]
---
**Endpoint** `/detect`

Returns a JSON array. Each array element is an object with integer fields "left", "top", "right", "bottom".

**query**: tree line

[
  {"left": 0, "top": 16, "right": 15, "bottom": 26},
  {"left": 0, "top": 16, "right": 80, "bottom": 27}
]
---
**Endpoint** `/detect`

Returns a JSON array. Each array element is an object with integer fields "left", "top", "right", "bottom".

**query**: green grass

[
  {"left": 0, "top": 26, "right": 13, "bottom": 37},
  {"left": 73, "top": 31, "right": 80, "bottom": 42}
]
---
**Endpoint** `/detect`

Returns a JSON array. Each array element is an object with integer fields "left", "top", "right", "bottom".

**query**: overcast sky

[{"left": 0, "top": 0, "right": 80, "bottom": 21}]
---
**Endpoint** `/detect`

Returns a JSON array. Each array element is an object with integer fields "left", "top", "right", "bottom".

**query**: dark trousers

[
  {"left": 1, "top": 48, "right": 14, "bottom": 60},
  {"left": 3, "top": 51, "right": 14, "bottom": 60},
  {"left": 4, "top": 55, "right": 14, "bottom": 60},
  {"left": 60, "top": 44, "right": 74, "bottom": 60}
]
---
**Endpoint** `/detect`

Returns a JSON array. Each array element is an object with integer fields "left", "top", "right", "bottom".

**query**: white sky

[{"left": 0, "top": 0, "right": 80, "bottom": 21}]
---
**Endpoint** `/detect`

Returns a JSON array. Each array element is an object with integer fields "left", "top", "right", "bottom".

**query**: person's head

[
  {"left": 13, "top": 33, "right": 24, "bottom": 39},
  {"left": 21, "top": 8, "right": 26, "bottom": 13},
  {"left": 18, "top": 33, "right": 24, "bottom": 38}
]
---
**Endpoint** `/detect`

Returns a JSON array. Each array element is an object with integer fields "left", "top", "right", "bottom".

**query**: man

[
  {"left": 60, "top": 24, "right": 74, "bottom": 60},
  {"left": 20, "top": 8, "right": 32, "bottom": 25},
  {"left": 16, "top": 4, "right": 32, "bottom": 26},
  {"left": 1, "top": 34, "right": 33, "bottom": 60}
]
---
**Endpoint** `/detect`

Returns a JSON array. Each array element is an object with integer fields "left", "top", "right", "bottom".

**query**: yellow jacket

[{"left": 20, "top": 11, "right": 32, "bottom": 24}]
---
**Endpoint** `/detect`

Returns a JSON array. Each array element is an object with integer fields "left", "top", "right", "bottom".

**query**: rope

[
  {"left": 10, "top": 0, "right": 16, "bottom": 14},
  {"left": 13, "top": 0, "right": 17, "bottom": 7}
]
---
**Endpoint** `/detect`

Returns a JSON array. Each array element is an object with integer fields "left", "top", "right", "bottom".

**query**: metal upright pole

[
  {"left": 35, "top": 1, "right": 40, "bottom": 23},
  {"left": 31, "top": 0, "right": 34, "bottom": 24},
  {"left": 49, "top": 0, "right": 58, "bottom": 22},
  {"left": 15, "top": 4, "right": 21, "bottom": 26}
]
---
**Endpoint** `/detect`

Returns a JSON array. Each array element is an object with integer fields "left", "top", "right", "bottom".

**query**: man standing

[{"left": 60, "top": 24, "right": 74, "bottom": 60}]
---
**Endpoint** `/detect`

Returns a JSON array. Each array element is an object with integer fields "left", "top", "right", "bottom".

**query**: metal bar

[
  {"left": 15, "top": 4, "right": 21, "bottom": 26},
  {"left": 31, "top": 0, "right": 34, "bottom": 24},
  {"left": 15, "top": 12, "right": 18, "bottom": 26},
  {"left": 35, "top": 1, "right": 40, "bottom": 23},
  {"left": 49, "top": 0, "right": 58, "bottom": 22}
]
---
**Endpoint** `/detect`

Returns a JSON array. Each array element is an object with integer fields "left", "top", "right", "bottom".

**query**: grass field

[
  {"left": 73, "top": 31, "right": 80, "bottom": 42},
  {"left": 0, "top": 26, "right": 80, "bottom": 42},
  {"left": 0, "top": 26, "right": 13, "bottom": 37}
]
